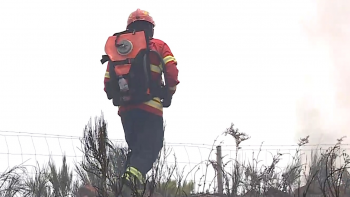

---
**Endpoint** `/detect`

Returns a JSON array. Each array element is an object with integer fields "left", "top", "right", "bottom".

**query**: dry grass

[{"left": 0, "top": 114, "right": 349, "bottom": 197}]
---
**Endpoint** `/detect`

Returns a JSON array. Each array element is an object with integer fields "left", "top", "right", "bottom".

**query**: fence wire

[{"left": 0, "top": 130, "right": 350, "bottom": 192}]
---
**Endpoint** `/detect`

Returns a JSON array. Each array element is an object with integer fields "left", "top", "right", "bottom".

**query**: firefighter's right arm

[{"left": 161, "top": 43, "right": 179, "bottom": 95}]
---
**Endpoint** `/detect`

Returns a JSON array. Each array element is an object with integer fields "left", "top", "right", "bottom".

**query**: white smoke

[{"left": 296, "top": 0, "right": 350, "bottom": 145}]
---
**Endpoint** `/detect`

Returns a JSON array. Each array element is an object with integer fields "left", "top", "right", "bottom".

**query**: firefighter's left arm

[
  {"left": 103, "top": 62, "right": 110, "bottom": 93},
  {"left": 161, "top": 43, "right": 179, "bottom": 95}
]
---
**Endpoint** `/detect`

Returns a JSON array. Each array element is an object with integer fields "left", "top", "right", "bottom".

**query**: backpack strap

[
  {"left": 100, "top": 55, "right": 110, "bottom": 64},
  {"left": 100, "top": 55, "right": 135, "bottom": 65}
]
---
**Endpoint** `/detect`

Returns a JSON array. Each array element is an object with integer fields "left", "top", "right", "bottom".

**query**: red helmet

[{"left": 127, "top": 9, "right": 155, "bottom": 27}]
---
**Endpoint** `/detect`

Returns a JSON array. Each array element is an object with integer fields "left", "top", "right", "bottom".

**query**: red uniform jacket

[{"left": 103, "top": 38, "right": 179, "bottom": 117}]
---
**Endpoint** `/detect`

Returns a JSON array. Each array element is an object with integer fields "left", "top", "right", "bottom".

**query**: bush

[{"left": 0, "top": 115, "right": 349, "bottom": 197}]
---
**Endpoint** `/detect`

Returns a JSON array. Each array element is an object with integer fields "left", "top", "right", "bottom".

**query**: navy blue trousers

[{"left": 120, "top": 109, "right": 164, "bottom": 177}]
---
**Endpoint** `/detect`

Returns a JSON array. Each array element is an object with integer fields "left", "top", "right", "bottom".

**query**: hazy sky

[{"left": 0, "top": 0, "right": 349, "bottom": 186}]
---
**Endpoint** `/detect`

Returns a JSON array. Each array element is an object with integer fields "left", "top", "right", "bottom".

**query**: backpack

[{"left": 100, "top": 29, "right": 172, "bottom": 107}]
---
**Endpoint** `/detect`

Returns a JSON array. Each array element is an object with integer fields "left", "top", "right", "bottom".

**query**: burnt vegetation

[{"left": 0, "top": 114, "right": 349, "bottom": 197}]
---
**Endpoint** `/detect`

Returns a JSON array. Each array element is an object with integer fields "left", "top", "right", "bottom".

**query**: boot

[{"left": 119, "top": 167, "right": 146, "bottom": 197}]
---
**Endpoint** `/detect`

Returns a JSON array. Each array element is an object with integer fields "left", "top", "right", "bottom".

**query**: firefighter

[{"left": 103, "top": 8, "right": 180, "bottom": 195}]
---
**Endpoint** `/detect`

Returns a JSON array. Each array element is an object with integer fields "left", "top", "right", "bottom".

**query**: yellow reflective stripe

[
  {"left": 144, "top": 97, "right": 163, "bottom": 110},
  {"left": 153, "top": 97, "right": 161, "bottom": 103},
  {"left": 163, "top": 56, "right": 176, "bottom": 64},
  {"left": 105, "top": 71, "right": 110, "bottom": 78},
  {"left": 150, "top": 64, "right": 162, "bottom": 73},
  {"left": 117, "top": 98, "right": 163, "bottom": 111},
  {"left": 127, "top": 167, "right": 143, "bottom": 181}
]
